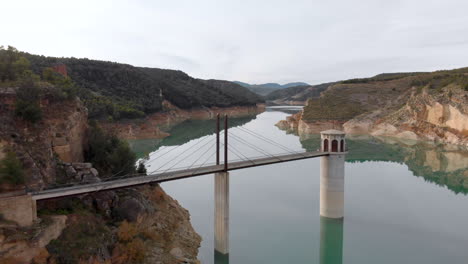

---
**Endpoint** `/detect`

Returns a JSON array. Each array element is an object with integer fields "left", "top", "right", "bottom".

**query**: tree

[
  {"left": 15, "top": 71, "right": 42, "bottom": 123},
  {"left": 12, "top": 57, "right": 30, "bottom": 77},
  {"left": 0, "top": 152, "right": 25, "bottom": 185},
  {"left": 85, "top": 122, "right": 137, "bottom": 177},
  {"left": 136, "top": 161, "right": 147, "bottom": 175},
  {"left": 0, "top": 46, "right": 32, "bottom": 81}
]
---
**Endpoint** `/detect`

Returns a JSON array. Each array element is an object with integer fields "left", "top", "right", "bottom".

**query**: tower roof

[{"left": 320, "top": 129, "right": 345, "bottom": 135}]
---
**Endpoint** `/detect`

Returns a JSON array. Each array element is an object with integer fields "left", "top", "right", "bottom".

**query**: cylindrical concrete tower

[
  {"left": 214, "top": 172, "right": 229, "bottom": 256},
  {"left": 320, "top": 130, "right": 347, "bottom": 219}
]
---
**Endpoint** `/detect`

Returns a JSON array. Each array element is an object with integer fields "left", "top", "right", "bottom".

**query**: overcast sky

[{"left": 2, "top": 0, "right": 468, "bottom": 84}]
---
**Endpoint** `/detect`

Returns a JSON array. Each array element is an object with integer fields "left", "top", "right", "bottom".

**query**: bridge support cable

[
  {"left": 224, "top": 114, "right": 228, "bottom": 172},
  {"left": 188, "top": 142, "right": 217, "bottom": 169},
  {"left": 227, "top": 143, "right": 256, "bottom": 165},
  {"left": 147, "top": 133, "right": 214, "bottom": 175},
  {"left": 236, "top": 126, "right": 298, "bottom": 153},
  {"left": 228, "top": 133, "right": 280, "bottom": 160},
  {"left": 153, "top": 136, "right": 217, "bottom": 175},
  {"left": 234, "top": 127, "right": 305, "bottom": 157},
  {"left": 228, "top": 133, "right": 283, "bottom": 162},
  {"left": 216, "top": 113, "right": 220, "bottom": 165},
  {"left": 140, "top": 137, "right": 191, "bottom": 166},
  {"left": 191, "top": 150, "right": 219, "bottom": 176}
]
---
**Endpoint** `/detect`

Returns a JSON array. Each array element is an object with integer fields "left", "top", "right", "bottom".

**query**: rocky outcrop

[
  {"left": 0, "top": 88, "right": 88, "bottom": 191},
  {"left": 278, "top": 85, "right": 468, "bottom": 147},
  {"left": 42, "top": 184, "right": 201, "bottom": 264},
  {"left": 0, "top": 215, "right": 67, "bottom": 264},
  {"left": 0, "top": 90, "right": 202, "bottom": 263},
  {"left": 343, "top": 87, "right": 468, "bottom": 146},
  {"left": 103, "top": 101, "right": 265, "bottom": 140}
]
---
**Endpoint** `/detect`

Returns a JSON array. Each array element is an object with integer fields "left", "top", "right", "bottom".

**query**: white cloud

[{"left": 1, "top": 0, "right": 467, "bottom": 84}]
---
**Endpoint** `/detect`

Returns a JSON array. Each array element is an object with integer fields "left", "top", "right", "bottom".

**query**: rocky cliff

[
  {"left": 344, "top": 86, "right": 468, "bottom": 146},
  {"left": 276, "top": 69, "right": 468, "bottom": 147},
  {"left": 0, "top": 87, "right": 88, "bottom": 191},
  {"left": 0, "top": 89, "right": 201, "bottom": 263},
  {"left": 103, "top": 101, "right": 265, "bottom": 140}
]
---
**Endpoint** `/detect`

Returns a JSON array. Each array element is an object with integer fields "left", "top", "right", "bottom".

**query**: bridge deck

[{"left": 32, "top": 151, "right": 327, "bottom": 200}]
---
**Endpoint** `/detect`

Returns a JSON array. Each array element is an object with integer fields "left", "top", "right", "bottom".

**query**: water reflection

[
  {"left": 128, "top": 115, "right": 258, "bottom": 159},
  {"left": 266, "top": 105, "right": 304, "bottom": 114},
  {"left": 127, "top": 108, "right": 468, "bottom": 263},
  {"left": 301, "top": 134, "right": 468, "bottom": 195},
  {"left": 320, "top": 217, "right": 344, "bottom": 264}
]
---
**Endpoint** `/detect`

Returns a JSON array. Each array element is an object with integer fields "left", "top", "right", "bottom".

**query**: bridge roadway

[{"left": 32, "top": 151, "right": 328, "bottom": 201}]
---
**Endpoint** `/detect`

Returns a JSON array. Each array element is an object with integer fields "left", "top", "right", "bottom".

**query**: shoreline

[{"left": 101, "top": 104, "right": 266, "bottom": 140}]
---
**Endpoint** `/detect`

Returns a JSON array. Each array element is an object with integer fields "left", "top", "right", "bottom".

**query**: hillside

[
  {"left": 23, "top": 52, "right": 264, "bottom": 120},
  {"left": 234, "top": 81, "right": 309, "bottom": 96},
  {"left": 265, "top": 82, "right": 335, "bottom": 104},
  {"left": 277, "top": 68, "right": 468, "bottom": 146}
]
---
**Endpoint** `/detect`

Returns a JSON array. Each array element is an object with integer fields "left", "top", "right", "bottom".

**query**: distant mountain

[
  {"left": 234, "top": 81, "right": 310, "bottom": 96},
  {"left": 265, "top": 82, "right": 336, "bottom": 104}
]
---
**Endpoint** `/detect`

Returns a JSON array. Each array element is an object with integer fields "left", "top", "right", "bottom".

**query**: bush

[
  {"left": 136, "top": 161, "right": 147, "bottom": 175},
  {"left": 85, "top": 122, "right": 136, "bottom": 177},
  {"left": 15, "top": 99, "right": 42, "bottom": 123},
  {"left": 15, "top": 72, "right": 43, "bottom": 123},
  {"left": 0, "top": 151, "right": 25, "bottom": 185}
]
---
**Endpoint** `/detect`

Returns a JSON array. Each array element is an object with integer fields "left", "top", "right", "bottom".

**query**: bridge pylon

[
  {"left": 319, "top": 130, "right": 347, "bottom": 219},
  {"left": 214, "top": 171, "right": 229, "bottom": 256}
]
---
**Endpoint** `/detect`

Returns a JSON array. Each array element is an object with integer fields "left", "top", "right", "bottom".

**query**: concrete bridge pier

[
  {"left": 320, "top": 130, "right": 347, "bottom": 219},
  {"left": 0, "top": 192, "right": 37, "bottom": 226},
  {"left": 214, "top": 172, "right": 229, "bottom": 257}
]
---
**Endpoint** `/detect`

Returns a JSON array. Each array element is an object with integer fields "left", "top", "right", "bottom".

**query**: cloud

[{"left": 1, "top": 0, "right": 467, "bottom": 84}]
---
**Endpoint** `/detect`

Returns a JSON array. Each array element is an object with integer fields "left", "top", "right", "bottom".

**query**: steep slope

[
  {"left": 23, "top": 53, "right": 264, "bottom": 119},
  {"left": 277, "top": 68, "right": 468, "bottom": 146}
]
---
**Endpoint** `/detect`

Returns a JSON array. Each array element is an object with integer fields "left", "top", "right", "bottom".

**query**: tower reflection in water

[
  {"left": 213, "top": 166, "right": 345, "bottom": 264},
  {"left": 320, "top": 217, "right": 344, "bottom": 264},
  {"left": 214, "top": 172, "right": 229, "bottom": 264}
]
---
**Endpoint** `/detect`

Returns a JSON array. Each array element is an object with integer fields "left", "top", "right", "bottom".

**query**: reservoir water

[{"left": 129, "top": 106, "right": 468, "bottom": 264}]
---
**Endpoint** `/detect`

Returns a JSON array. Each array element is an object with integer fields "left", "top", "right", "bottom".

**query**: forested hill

[
  {"left": 234, "top": 81, "right": 309, "bottom": 96},
  {"left": 22, "top": 53, "right": 263, "bottom": 119},
  {"left": 265, "top": 82, "right": 335, "bottom": 102}
]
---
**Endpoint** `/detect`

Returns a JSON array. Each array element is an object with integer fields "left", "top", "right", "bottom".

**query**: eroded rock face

[
  {"left": 0, "top": 215, "right": 67, "bottom": 264},
  {"left": 0, "top": 91, "right": 88, "bottom": 191},
  {"left": 102, "top": 101, "right": 265, "bottom": 140},
  {"left": 39, "top": 184, "right": 202, "bottom": 264},
  {"left": 278, "top": 86, "right": 468, "bottom": 147}
]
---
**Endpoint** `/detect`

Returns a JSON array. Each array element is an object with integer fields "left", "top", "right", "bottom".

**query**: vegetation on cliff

[
  {"left": 297, "top": 68, "right": 468, "bottom": 122},
  {"left": 22, "top": 51, "right": 263, "bottom": 120},
  {"left": 0, "top": 151, "right": 25, "bottom": 185},
  {"left": 235, "top": 81, "right": 309, "bottom": 96},
  {"left": 85, "top": 121, "right": 137, "bottom": 177},
  {"left": 265, "top": 82, "right": 335, "bottom": 102}
]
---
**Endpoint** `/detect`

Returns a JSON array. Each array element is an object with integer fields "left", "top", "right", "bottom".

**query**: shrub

[
  {"left": 85, "top": 122, "right": 136, "bottom": 177},
  {"left": 117, "top": 221, "right": 139, "bottom": 242},
  {"left": 15, "top": 99, "right": 42, "bottom": 123},
  {"left": 15, "top": 72, "right": 42, "bottom": 123},
  {"left": 136, "top": 161, "right": 147, "bottom": 175},
  {"left": 0, "top": 151, "right": 25, "bottom": 185}
]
